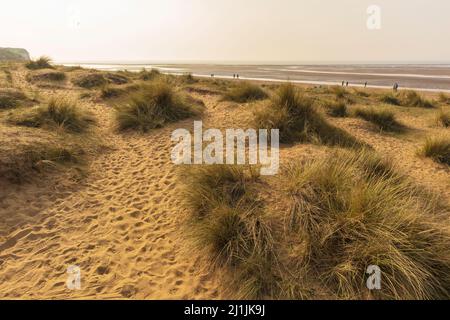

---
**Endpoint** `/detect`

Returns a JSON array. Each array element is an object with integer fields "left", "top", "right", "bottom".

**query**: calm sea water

[{"left": 61, "top": 63, "right": 450, "bottom": 92}]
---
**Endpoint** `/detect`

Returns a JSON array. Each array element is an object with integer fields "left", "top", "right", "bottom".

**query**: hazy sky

[{"left": 1, "top": 0, "right": 449, "bottom": 63}]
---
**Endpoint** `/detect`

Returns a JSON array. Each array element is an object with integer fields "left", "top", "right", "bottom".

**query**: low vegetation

[
  {"left": 322, "top": 100, "right": 347, "bottom": 117},
  {"left": 354, "top": 107, "right": 403, "bottom": 132},
  {"left": 181, "top": 165, "right": 277, "bottom": 298},
  {"left": 8, "top": 96, "right": 95, "bottom": 133},
  {"left": 25, "top": 56, "right": 53, "bottom": 70},
  {"left": 399, "top": 90, "right": 434, "bottom": 108},
  {"left": 72, "top": 72, "right": 128, "bottom": 89},
  {"left": 139, "top": 68, "right": 161, "bottom": 81},
  {"left": 439, "top": 93, "right": 450, "bottom": 105},
  {"left": 0, "top": 138, "right": 85, "bottom": 184},
  {"left": 254, "top": 83, "right": 360, "bottom": 147},
  {"left": 281, "top": 149, "right": 450, "bottom": 299},
  {"left": 100, "top": 84, "right": 139, "bottom": 99},
  {"left": 0, "top": 88, "right": 28, "bottom": 109},
  {"left": 418, "top": 135, "right": 450, "bottom": 165},
  {"left": 182, "top": 150, "right": 450, "bottom": 299},
  {"left": 435, "top": 109, "right": 450, "bottom": 127},
  {"left": 223, "top": 82, "right": 268, "bottom": 103},
  {"left": 114, "top": 81, "right": 203, "bottom": 132},
  {"left": 379, "top": 93, "right": 400, "bottom": 105},
  {"left": 27, "top": 70, "right": 66, "bottom": 83}
]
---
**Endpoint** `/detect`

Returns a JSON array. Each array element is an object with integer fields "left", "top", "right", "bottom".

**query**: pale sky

[{"left": 1, "top": 0, "right": 449, "bottom": 63}]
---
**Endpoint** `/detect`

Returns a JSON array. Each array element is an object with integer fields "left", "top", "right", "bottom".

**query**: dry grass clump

[
  {"left": 379, "top": 93, "right": 400, "bottom": 105},
  {"left": 331, "top": 86, "right": 347, "bottom": 99},
  {"left": 25, "top": 56, "right": 53, "bottom": 70},
  {"left": 0, "top": 140, "right": 84, "bottom": 184},
  {"left": 435, "top": 109, "right": 450, "bottom": 127},
  {"left": 100, "top": 84, "right": 140, "bottom": 100},
  {"left": 72, "top": 72, "right": 129, "bottom": 89},
  {"left": 322, "top": 100, "right": 347, "bottom": 117},
  {"left": 439, "top": 93, "right": 450, "bottom": 105},
  {"left": 182, "top": 150, "right": 450, "bottom": 299},
  {"left": 181, "top": 165, "right": 278, "bottom": 298},
  {"left": 139, "top": 68, "right": 161, "bottom": 81},
  {"left": 181, "top": 73, "right": 197, "bottom": 84},
  {"left": 418, "top": 135, "right": 450, "bottom": 165},
  {"left": 254, "top": 83, "right": 361, "bottom": 147},
  {"left": 354, "top": 107, "right": 403, "bottom": 132},
  {"left": 0, "top": 88, "right": 28, "bottom": 109},
  {"left": 114, "top": 81, "right": 203, "bottom": 132},
  {"left": 72, "top": 73, "right": 107, "bottom": 88},
  {"left": 223, "top": 82, "right": 268, "bottom": 103},
  {"left": 27, "top": 70, "right": 66, "bottom": 83},
  {"left": 8, "top": 96, "right": 95, "bottom": 133},
  {"left": 281, "top": 149, "right": 450, "bottom": 299},
  {"left": 400, "top": 90, "right": 435, "bottom": 108}
]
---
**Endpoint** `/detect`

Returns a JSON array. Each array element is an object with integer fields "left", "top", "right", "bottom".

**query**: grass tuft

[
  {"left": 379, "top": 93, "right": 400, "bottom": 105},
  {"left": 354, "top": 107, "right": 403, "bottom": 132},
  {"left": 181, "top": 165, "right": 278, "bottom": 298},
  {"left": 322, "top": 100, "right": 347, "bottom": 117},
  {"left": 139, "top": 68, "right": 161, "bottom": 81},
  {"left": 223, "top": 82, "right": 268, "bottom": 103},
  {"left": 25, "top": 56, "right": 53, "bottom": 70},
  {"left": 400, "top": 91, "right": 434, "bottom": 108},
  {"left": 27, "top": 70, "right": 66, "bottom": 83},
  {"left": 254, "top": 83, "right": 361, "bottom": 147},
  {"left": 0, "top": 88, "right": 28, "bottom": 109},
  {"left": 8, "top": 96, "right": 95, "bottom": 133},
  {"left": 114, "top": 82, "right": 203, "bottom": 132},
  {"left": 283, "top": 149, "right": 450, "bottom": 299},
  {"left": 435, "top": 109, "right": 450, "bottom": 128},
  {"left": 0, "top": 141, "right": 84, "bottom": 184},
  {"left": 418, "top": 135, "right": 450, "bottom": 165}
]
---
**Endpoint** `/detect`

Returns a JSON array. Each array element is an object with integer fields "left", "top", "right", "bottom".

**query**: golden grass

[
  {"left": 0, "top": 88, "right": 28, "bottom": 109},
  {"left": 114, "top": 81, "right": 203, "bottom": 132},
  {"left": 435, "top": 109, "right": 450, "bottom": 128},
  {"left": 354, "top": 107, "right": 404, "bottom": 132},
  {"left": 25, "top": 56, "right": 53, "bottom": 70},
  {"left": 8, "top": 96, "right": 95, "bottom": 133},
  {"left": 223, "top": 82, "right": 268, "bottom": 103},
  {"left": 418, "top": 135, "right": 450, "bottom": 165},
  {"left": 182, "top": 150, "right": 450, "bottom": 299},
  {"left": 254, "top": 83, "right": 361, "bottom": 147}
]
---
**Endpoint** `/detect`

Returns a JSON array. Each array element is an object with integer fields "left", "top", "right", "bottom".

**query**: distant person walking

[
  {"left": 211, "top": 74, "right": 214, "bottom": 78},
  {"left": 346, "top": 81, "right": 349, "bottom": 87},
  {"left": 236, "top": 74, "right": 240, "bottom": 79},
  {"left": 233, "top": 74, "right": 235, "bottom": 79},
  {"left": 393, "top": 83, "right": 399, "bottom": 91},
  {"left": 342, "top": 81, "right": 345, "bottom": 86},
  {"left": 364, "top": 82, "right": 368, "bottom": 88}
]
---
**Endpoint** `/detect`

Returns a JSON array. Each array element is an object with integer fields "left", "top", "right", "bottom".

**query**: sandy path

[{"left": 0, "top": 94, "right": 223, "bottom": 299}]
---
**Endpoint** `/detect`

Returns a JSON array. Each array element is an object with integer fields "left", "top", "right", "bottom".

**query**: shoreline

[{"left": 61, "top": 63, "right": 450, "bottom": 93}]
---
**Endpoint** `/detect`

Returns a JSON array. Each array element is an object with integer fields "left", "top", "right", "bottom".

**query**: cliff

[{"left": 0, "top": 47, "right": 31, "bottom": 61}]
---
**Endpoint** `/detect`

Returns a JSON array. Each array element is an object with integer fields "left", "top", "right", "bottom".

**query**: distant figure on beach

[
  {"left": 393, "top": 83, "right": 399, "bottom": 91},
  {"left": 342, "top": 81, "right": 345, "bottom": 86},
  {"left": 237, "top": 74, "right": 239, "bottom": 79},
  {"left": 233, "top": 74, "right": 235, "bottom": 79},
  {"left": 346, "top": 81, "right": 349, "bottom": 87},
  {"left": 211, "top": 74, "right": 214, "bottom": 78},
  {"left": 364, "top": 82, "right": 368, "bottom": 88}
]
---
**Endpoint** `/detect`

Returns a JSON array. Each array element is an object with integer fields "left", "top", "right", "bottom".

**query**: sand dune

[{"left": 0, "top": 64, "right": 449, "bottom": 299}]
